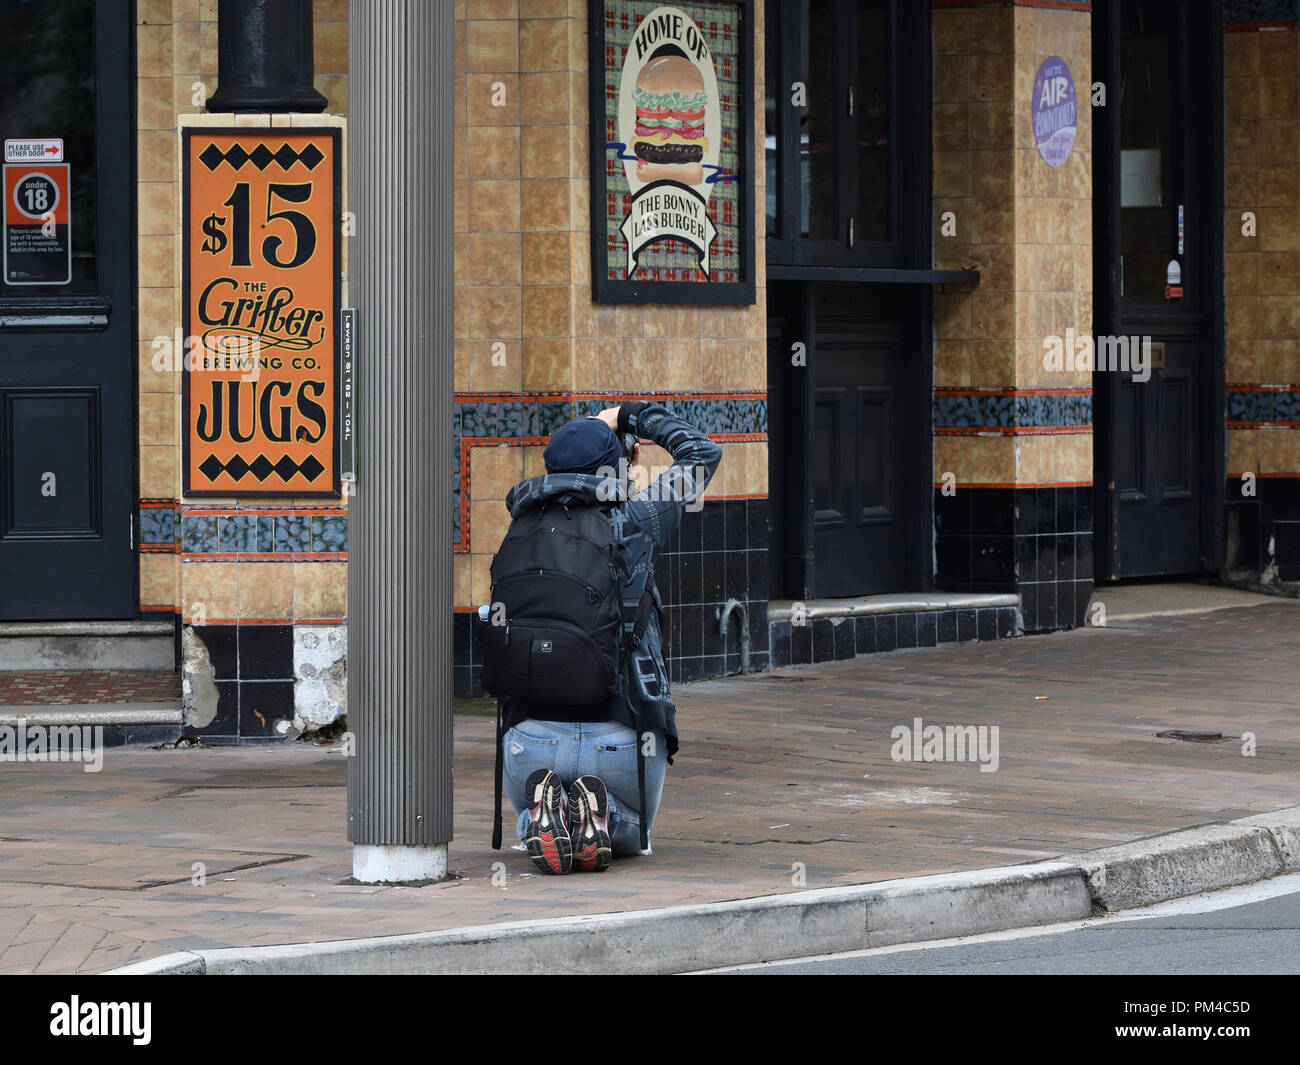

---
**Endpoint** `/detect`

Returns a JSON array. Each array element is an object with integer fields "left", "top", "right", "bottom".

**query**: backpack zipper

[{"left": 501, "top": 567, "right": 607, "bottom": 603}]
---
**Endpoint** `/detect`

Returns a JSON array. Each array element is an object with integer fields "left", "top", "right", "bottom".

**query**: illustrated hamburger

[{"left": 629, "top": 54, "right": 708, "bottom": 185}]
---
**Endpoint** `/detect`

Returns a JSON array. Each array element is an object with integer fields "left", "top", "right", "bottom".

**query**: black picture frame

[
  {"left": 181, "top": 125, "right": 342, "bottom": 499},
  {"left": 588, "top": 0, "right": 756, "bottom": 305}
]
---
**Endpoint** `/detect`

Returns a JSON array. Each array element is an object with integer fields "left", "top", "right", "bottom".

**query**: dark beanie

[{"left": 544, "top": 417, "right": 624, "bottom": 475}]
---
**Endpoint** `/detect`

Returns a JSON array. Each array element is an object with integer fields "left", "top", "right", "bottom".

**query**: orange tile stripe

[
  {"left": 454, "top": 390, "right": 769, "bottom": 402},
  {"left": 159, "top": 613, "right": 347, "bottom": 625},
  {"left": 179, "top": 553, "right": 346, "bottom": 562},
  {"left": 934, "top": 387, "right": 1091, "bottom": 396},
  {"left": 936, "top": 426, "right": 1093, "bottom": 436},
  {"left": 933, "top": 0, "right": 1091, "bottom": 9},
  {"left": 176, "top": 506, "right": 348, "bottom": 516},
  {"left": 1227, "top": 22, "right": 1300, "bottom": 32},
  {"left": 933, "top": 480, "right": 1094, "bottom": 489}
]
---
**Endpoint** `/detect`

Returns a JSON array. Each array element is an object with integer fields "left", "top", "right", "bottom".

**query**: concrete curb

[
  {"left": 108, "top": 806, "right": 1300, "bottom": 975},
  {"left": 0, "top": 704, "right": 183, "bottom": 727},
  {"left": 1059, "top": 822, "right": 1292, "bottom": 912}
]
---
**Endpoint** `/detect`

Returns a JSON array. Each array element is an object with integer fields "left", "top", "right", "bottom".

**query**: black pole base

[
  {"left": 208, "top": 85, "right": 329, "bottom": 114},
  {"left": 208, "top": 0, "right": 330, "bottom": 115}
]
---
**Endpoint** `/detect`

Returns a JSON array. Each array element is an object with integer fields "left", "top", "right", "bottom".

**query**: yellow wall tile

[
  {"left": 238, "top": 562, "right": 294, "bottom": 620},
  {"left": 181, "top": 561, "right": 238, "bottom": 622},
  {"left": 294, "top": 562, "right": 348, "bottom": 619}
]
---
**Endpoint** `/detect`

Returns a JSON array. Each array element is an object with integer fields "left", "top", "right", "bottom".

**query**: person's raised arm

[{"left": 610, "top": 401, "right": 722, "bottom": 548}]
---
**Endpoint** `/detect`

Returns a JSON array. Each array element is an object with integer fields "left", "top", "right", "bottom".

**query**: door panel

[
  {"left": 858, "top": 385, "right": 892, "bottom": 520},
  {"left": 812, "top": 391, "right": 844, "bottom": 526},
  {"left": 0, "top": 0, "right": 134, "bottom": 619},
  {"left": 811, "top": 287, "right": 906, "bottom": 596},
  {"left": 1114, "top": 338, "right": 1199, "bottom": 575},
  {"left": 1095, "top": 0, "right": 1215, "bottom": 579},
  {"left": 1158, "top": 368, "right": 1192, "bottom": 498},
  {"left": 1115, "top": 377, "right": 1143, "bottom": 501},
  {"left": 4, "top": 387, "right": 100, "bottom": 535}
]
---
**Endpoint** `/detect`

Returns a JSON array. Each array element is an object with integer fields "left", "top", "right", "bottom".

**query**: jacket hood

[{"left": 505, "top": 471, "right": 631, "bottom": 518}]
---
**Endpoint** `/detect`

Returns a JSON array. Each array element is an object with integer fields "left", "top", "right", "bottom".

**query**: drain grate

[{"left": 1157, "top": 729, "right": 1224, "bottom": 743}]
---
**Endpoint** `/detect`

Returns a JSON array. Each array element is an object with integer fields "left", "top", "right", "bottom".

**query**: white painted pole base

[{"left": 353, "top": 843, "right": 448, "bottom": 884}]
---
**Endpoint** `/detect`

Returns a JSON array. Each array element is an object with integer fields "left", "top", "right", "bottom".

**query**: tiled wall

[
  {"left": 931, "top": 0, "right": 1094, "bottom": 631},
  {"left": 134, "top": 2, "right": 350, "bottom": 738},
  {"left": 452, "top": 0, "right": 770, "bottom": 692},
  {"left": 1223, "top": 6, "right": 1300, "bottom": 585}
]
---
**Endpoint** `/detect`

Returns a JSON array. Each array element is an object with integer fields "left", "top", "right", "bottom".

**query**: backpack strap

[
  {"left": 625, "top": 584, "right": 655, "bottom": 654},
  {"left": 491, "top": 695, "right": 504, "bottom": 850},
  {"left": 609, "top": 506, "right": 654, "bottom": 852},
  {"left": 635, "top": 718, "right": 649, "bottom": 852},
  {"left": 627, "top": 586, "right": 652, "bottom": 849}
]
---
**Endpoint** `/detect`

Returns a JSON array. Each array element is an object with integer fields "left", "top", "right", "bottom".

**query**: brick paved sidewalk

[
  {"left": 2, "top": 603, "right": 1298, "bottom": 974},
  {"left": 0, "top": 670, "right": 181, "bottom": 705}
]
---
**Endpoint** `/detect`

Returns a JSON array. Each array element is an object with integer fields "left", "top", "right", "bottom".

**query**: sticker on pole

[
  {"left": 5, "top": 139, "right": 63, "bottom": 163},
  {"left": 1031, "top": 56, "right": 1077, "bottom": 168},
  {"left": 4, "top": 162, "right": 71, "bottom": 285},
  {"left": 340, "top": 307, "right": 356, "bottom": 482}
]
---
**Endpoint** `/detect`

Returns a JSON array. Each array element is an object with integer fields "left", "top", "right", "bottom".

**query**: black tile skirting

[
  {"left": 98, "top": 724, "right": 184, "bottom": 749},
  {"left": 935, "top": 485, "right": 1095, "bottom": 633},
  {"left": 768, "top": 605, "right": 1018, "bottom": 668},
  {"left": 185, "top": 623, "right": 296, "bottom": 742},
  {"left": 1226, "top": 475, "right": 1300, "bottom": 582}
]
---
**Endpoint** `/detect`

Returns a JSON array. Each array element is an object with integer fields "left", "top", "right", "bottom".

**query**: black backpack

[
  {"left": 480, "top": 502, "right": 624, "bottom": 705},
  {"left": 482, "top": 498, "right": 654, "bottom": 852}
]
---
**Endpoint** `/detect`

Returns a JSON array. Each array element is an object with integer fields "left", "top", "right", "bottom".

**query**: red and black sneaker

[
  {"left": 568, "top": 775, "right": 613, "bottom": 873},
  {"left": 523, "top": 769, "right": 572, "bottom": 875}
]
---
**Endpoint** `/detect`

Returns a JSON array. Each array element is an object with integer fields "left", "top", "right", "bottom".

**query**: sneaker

[
  {"left": 523, "top": 769, "right": 572, "bottom": 875},
  {"left": 568, "top": 775, "right": 613, "bottom": 872}
]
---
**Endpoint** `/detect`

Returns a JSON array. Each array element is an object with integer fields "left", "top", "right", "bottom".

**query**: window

[
  {"left": 766, "top": 0, "right": 922, "bottom": 268},
  {"left": 0, "top": 0, "right": 98, "bottom": 296}
]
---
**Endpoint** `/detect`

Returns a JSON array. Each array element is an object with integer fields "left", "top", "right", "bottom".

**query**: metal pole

[
  {"left": 346, "top": 0, "right": 454, "bottom": 882},
  {"left": 208, "top": 0, "right": 328, "bottom": 113}
]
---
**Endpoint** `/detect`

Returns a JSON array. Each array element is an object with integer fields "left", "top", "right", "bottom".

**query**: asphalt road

[{"left": 716, "top": 875, "right": 1300, "bottom": 975}]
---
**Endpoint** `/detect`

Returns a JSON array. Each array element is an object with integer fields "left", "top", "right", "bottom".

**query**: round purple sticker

[{"left": 1032, "top": 56, "right": 1077, "bottom": 168}]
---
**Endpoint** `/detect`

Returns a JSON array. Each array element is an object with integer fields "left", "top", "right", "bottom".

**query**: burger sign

[{"left": 614, "top": 5, "right": 722, "bottom": 277}]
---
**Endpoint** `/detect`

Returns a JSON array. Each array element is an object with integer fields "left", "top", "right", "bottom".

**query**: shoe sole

[
  {"left": 570, "top": 776, "right": 612, "bottom": 873},
  {"left": 524, "top": 770, "right": 572, "bottom": 875}
]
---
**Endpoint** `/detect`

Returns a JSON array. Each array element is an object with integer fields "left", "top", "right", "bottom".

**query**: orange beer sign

[{"left": 182, "top": 129, "right": 341, "bottom": 497}]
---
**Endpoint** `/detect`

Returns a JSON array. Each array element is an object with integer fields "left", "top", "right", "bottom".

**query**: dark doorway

[
  {"left": 763, "top": 0, "right": 933, "bottom": 600},
  {"left": 810, "top": 284, "right": 907, "bottom": 594},
  {"left": 0, "top": 0, "right": 136, "bottom": 619},
  {"left": 767, "top": 280, "right": 924, "bottom": 598},
  {"left": 1092, "top": 0, "right": 1224, "bottom": 579}
]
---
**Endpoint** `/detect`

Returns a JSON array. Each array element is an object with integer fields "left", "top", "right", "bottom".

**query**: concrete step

[
  {"left": 0, "top": 621, "right": 175, "bottom": 671},
  {"left": 0, "top": 703, "right": 183, "bottom": 748},
  {"left": 768, "top": 592, "right": 1020, "bottom": 623},
  {"left": 766, "top": 592, "right": 1021, "bottom": 669}
]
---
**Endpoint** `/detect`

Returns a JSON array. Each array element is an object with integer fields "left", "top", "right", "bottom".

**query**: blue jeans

[{"left": 502, "top": 719, "right": 668, "bottom": 857}]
